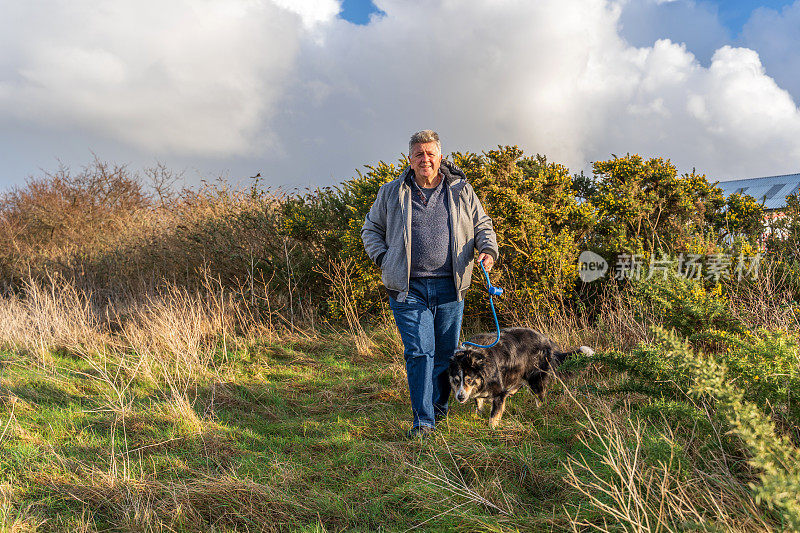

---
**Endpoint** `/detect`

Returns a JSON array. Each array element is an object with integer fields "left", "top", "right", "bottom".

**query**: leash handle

[
  {"left": 462, "top": 260, "right": 502, "bottom": 349},
  {"left": 478, "top": 259, "right": 503, "bottom": 297}
]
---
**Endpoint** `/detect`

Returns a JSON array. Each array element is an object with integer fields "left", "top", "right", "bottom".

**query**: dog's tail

[{"left": 554, "top": 345, "right": 594, "bottom": 365}]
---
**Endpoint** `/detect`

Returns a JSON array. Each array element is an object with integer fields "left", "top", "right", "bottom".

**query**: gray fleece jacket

[{"left": 361, "top": 160, "right": 499, "bottom": 302}]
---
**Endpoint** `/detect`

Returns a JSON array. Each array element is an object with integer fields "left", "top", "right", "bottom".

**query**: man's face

[{"left": 409, "top": 141, "right": 442, "bottom": 182}]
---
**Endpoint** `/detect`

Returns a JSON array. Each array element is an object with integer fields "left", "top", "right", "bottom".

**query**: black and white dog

[{"left": 448, "top": 328, "right": 593, "bottom": 428}]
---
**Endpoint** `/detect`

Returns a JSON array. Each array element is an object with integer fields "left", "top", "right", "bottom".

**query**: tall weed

[{"left": 0, "top": 275, "right": 105, "bottom": 364}]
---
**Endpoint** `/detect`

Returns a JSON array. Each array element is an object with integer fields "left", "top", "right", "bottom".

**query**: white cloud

[
  {"left": 593, "top": 41, "right": 800, "bottom": 177},
  {"left": 0, "top": 0, "right": 303, "bottom": 156},
  {"left": 271, "top": 0, "right": 340, "bottom": 28},
  {"left": 276, "top": 0, "right": 800, "bottom": 180},
  {"left": 1, "top": 0, "right": 799, "bottom": 188}
]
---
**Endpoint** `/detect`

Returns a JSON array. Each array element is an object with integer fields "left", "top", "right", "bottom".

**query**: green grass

[
  {"left": 0, "top": 327, "right": 782, "bottom": 532},
  {"left": 0, "top": 330, "right": 607, "bottom": 532}
]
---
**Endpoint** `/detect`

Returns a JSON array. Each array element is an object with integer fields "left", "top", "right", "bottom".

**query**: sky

[{"left": 1, "top": 0, "right": 800, "bottom": 192}]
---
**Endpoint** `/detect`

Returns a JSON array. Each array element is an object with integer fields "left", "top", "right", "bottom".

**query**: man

[{"left": 361, "top": 130, "right": 499, "bottom": 437}]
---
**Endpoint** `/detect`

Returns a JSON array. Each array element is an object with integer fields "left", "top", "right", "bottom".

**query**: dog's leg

[
  {"left": 536, "top": 388, "right": 546, "bottom": 406},
  {"left": 488, "top": 394, "right": 508, "bottom": 428},
  {"left": 527, "top": 374, "right": 546, "bottom": 407},
  {"left": 474, "top": 397, "right": 486, "bottom": 417}
]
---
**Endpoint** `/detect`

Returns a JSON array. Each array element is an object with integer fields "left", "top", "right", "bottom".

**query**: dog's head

[{"left": 448, "top": 349, "right": 487, "bottom": 403}]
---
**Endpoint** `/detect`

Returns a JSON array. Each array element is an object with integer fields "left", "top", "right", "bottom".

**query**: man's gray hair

[{"left": 409, "top": 130, "right": 441, "bottom": 154}]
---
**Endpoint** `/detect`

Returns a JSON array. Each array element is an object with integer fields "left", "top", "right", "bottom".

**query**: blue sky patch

[
  {"left": 714, "top": 0, "right": 795, "bottom": 34},
  {"left": 339, "top": 0, "right": 384, "bottom": 25}
]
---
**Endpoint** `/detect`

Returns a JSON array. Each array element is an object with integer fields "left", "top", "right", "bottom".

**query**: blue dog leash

[{"left": 461, "top": 260, "right": 503, "bottom": 349}]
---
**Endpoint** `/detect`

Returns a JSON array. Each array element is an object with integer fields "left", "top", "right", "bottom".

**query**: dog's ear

[
  {"left": 460, "top": 351, "right": 486, "bottom": 374},
  {"left": 469, "top": 350, "right": 487, "bottom": 364}
]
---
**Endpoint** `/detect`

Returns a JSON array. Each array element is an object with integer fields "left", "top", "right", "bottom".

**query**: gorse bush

[
  {"left": 589, "top": 271, "right": 800, "bottom": 427},
  {"left": 587, "top": 155, "right": 723, "bottom": 255},
  {"left": 0, "top": 149, "right": 782, "bottom": 326},
  {"left": 701, "top": 328, "right": 800, "bottom": 431},
  {"left": 282, "top": 159, "right": 402, "bottom": 318},
  {"left": 577, "top": 325, "right": 800, "bottom": 425},
  {"left": 585, "top": 154, "right": 763, "bottom": 255},
  {"left": 662, "top": 329, "right": 800, "bottom": 530},
  {"left": 285, "top": 147, "right": 597, "bottom": 320},
  {"left": 456, "top": 148, "right": 594, "bottom": 318}
]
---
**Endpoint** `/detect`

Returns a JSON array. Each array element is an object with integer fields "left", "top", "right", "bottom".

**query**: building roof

[{"left": 716, "top": 173, "right": 800, "bottom": 210}]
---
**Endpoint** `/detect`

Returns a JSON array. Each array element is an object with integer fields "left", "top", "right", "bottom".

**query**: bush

[
  {"left": 587, "top": 155, "right": 726, "bottom": 255},
  {"left": 0, "top": 159, "right": 151, "bottom": 289},
  {"left": 0, "top": 149, "right": 780, "bottom": 330},
  {"left": 456, "top": 147, "right": 594, "bottom": 319},
  {"left": 282, "top": 160, "right": 403, "bottom": 319},
  {"left": 630, "top": 271, "right": 744, "bottom": 340}
]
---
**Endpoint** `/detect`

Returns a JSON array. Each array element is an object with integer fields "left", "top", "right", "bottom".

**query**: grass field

[
  {"left": 1, "top": 323, "right": 622, "bottom": 532},
  {"left": 0, "top": 278, "right": 791, "bottom": 532},
  {"left": 3, "top": 149, "right": 800, "bottom": 531}
]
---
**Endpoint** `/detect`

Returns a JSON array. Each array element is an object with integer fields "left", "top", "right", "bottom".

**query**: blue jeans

[{"left": 389, "top": 277, "right": 464, "bottom": 430}]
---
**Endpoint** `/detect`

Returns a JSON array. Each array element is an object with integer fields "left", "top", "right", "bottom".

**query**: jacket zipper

[
  {"left": 450, "top": 184, "right": 468, "bottom": 296},
  {"left": 400, "top": 183, "right": 411, "bottom": 295}
]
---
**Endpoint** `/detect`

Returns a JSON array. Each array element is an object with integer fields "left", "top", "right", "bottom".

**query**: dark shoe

[{"left": 406, "top": 426, "right": 435, "bottom": 440}]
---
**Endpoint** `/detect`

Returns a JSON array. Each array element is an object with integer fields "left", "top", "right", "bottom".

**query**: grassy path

[{"left": 0, "top": 329, "right": 598, "bottom": 532}]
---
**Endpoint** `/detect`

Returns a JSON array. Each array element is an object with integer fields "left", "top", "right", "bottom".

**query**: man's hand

[{"left": 477, "top": 252, "right": 495, "bottom": 273}]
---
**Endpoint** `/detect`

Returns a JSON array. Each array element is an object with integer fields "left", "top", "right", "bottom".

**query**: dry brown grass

[
  {"left": 515, "top": 280, "right": 656, "bottom": 353},
  {"left": 562, "top": 390, "right": 773, "bottom": 533},
  {"left": 0, "top": 275, "right": 261, "bottom": 484},
  {"left": 0, "top": 271, "right": 298, "bottom": 530},
  {"left": 118, "top": 282, "right": 244, "bottom": 393},
  {"left": 724, "top": 258, "right": 800, "bottom": 331},
  {"left": 319, "top": 258, "right": 374, "bottom": 358},
  {"left": 41, "top": 468, "right": 315, "bottom": 532},
  {"left": 0, "top": 271, "right": 787, "bottom": 531},
  {"left": 0, "top": 275, "right": 107, "bottom": 365},
  {"left": 405, "top": 439, "right": 515, "bottom": 530},
  {"left": 0, "top": 272, "right": 266, "bottom": 384}
]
